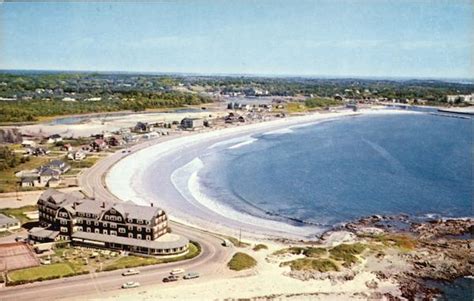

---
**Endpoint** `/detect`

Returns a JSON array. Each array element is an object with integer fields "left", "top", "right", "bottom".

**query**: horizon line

[{"left": 1, "top": 68, "right": 473, "bottom": 82}]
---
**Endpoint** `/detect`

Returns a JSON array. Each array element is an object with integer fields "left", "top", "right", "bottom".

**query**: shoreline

[{"left": 105, "top": 108, "right": 424, "bottom": 240}]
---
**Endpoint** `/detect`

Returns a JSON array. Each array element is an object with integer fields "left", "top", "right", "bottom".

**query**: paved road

[{"left": 0, "top": 136, "right": 234, "bottom": 301}]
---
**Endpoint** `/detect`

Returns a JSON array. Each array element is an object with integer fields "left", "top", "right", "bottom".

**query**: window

[
  {"left": 137, "top": 234, "right": 142, "bottom": 239},
  {"left": 87, "top": 227, "right": 91, "bottom": 233},
  {"left": 60, "top": 227, "right": 68, "bottom": 233},
  {"left": 110, "top": 209, "right": 116, "bottom": 214},
  {"left": 94, "top": 221, "right": 99, "bottom": 226},
  {"left": 78, "top": 226, "right": 83, "bottom": 231},
  {"left": 110, "top": 223, "right": 117, "bottom": 229},
  {"left": 103, "top": 230, "right": 108, "bottom": 235},
  {"left": 103, "top": 222, "right": 108, "bottom": 227},
  {"left": 86, "top": 220, "right": 91, "bottom": 225},
  {"left": 128, "top": 233, "right": 133, "bottom": 238},
  {"left": 60, "top": 220, "right": 67, "bottom": 225},
  {"left": 146, "top": 228, "right": 151, "bottom": 233},
  {"left": 116, "top": 217, "right": 122, "bottom": 222},
  {"left": 110, "top": 216, "right": 115, "bottom": 221},
  {"left": 95, "top": 229, "right": 100, "bottom": 234},
  {"left": 118, "top": 228, "right": 126, "bottom": 233},
  {"left": 146, "top": 235, "right": 151, "bottom": 240},
  {"left": 128, "top": 225, "right": 133, "bottom": 231}
]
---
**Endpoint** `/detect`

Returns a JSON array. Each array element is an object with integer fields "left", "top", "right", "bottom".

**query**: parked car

[
  {"left": 121, "top": 281, "right": 140, "bottom": 289},
  {"left": 122, "top": 269, "right": 140, "bottom": 276},
  {"left": 162, "top": 275, "right": 179, "bottom": 283},
  {"left": 170, "top": 268, "right": 185, "bottom": 275},
  {"left": 183, "top": 272, "right": 200, "bottom": 280}
]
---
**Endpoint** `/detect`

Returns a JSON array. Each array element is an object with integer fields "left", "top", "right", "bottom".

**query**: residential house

[
  {"left": 0, "top": 214, "right": 20, "bottom": 232},
  {"left": 67, "top": 150, "right": 86, "bottom": 161},
  {"left": 21, "top": 140, "right": 37, "bottom": 148},
  {"left": 180, "top": 118, "right": 204, "bottom": 130},
  {"left": 134, "top": 122, "right": 153, "bottom": 133},
  {"left": 47, "top": 134, "right": 63, "bottom": 144},
  {"left": 45, "top": 160, "right": 71, "bottom": 174},
  {"left": 107, "top": 136, "right": 125, "bottom": 147},
  {"left": 90, "top": 139, "right": 108, "bottom": 152},
  {"left": 143, "top": 132, "right": 159, "bottom": 139}
]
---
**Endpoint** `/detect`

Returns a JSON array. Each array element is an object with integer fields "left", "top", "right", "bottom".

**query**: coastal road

[{"left": 0, "top": 135, "right": 235, "bottom": 301}]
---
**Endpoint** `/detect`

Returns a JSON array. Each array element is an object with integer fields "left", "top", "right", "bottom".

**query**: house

[
  {"left": 25, "top": 147, "right": 49, "bottom": 156},
  {"left": 61, "top": 144, "right": 73, "bottom": 152},
  {"left": 107, "top": 135, "right": 125, "bottom": 147},
  {"left": 180, "top": 118, "right": 204, "bottom": 130},
  {"left": 0, "top": 214, "right": 20, "bottom": 232},
  {"left": 90, "top": 139, "right": 108, "bottom": 152},
  {"left": 44, "top": 160, "right": 71, "bottom": 174},
  {"left": 134, "top": 122, "right": 153, "bottom": 133},
  {"left": 67, "top": 150, "right": 86, "bottom": 161},
  {"left": 47, "top": 134, "right": 63, "bottom": 144},
  {"left": 32, "top": 189, "right": 189, "bottom": 255},
  {"left": 143, "top": 131, "right": 159, "bottom": 139},
  {"left": 447, "top": 94, "right": 474, "bottom": 104},
  {"left": 123, "top": 134, "right": 139, "bottom": 144},
  {"left": 21, "top": 140, "right": 37, "bottom": 148}
]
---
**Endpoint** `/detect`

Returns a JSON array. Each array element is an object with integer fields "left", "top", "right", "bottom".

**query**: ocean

[{"left": 197, "top": 113, "right": 472, "bottom": 228}]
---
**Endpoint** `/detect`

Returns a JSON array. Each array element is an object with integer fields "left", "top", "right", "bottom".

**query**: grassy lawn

[
  {"left": 0, "top": 156, "right": 49, "bottom": 193},
  {"left": 8, "top": 263, "right": 76, "bottom": 282},
  {"left": 103, "top": 242, "right": 200, "bottom": 271},
  {"left": 68, "top": 157, "right": 100, "bottom": 169},
  {"left": 0, "top": 205, "right": 38, "bottom": 224},
  {"left": 227, "top": 252, "right": 257, "bottom": 271}
]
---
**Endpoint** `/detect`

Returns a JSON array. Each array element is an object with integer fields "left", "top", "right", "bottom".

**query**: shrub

[
  {"left": 281, "top": 258, "right": 339, "bottom": 272},
  {"left": 303, "top": 247, "right": 327, "bottom": 258},
  {"left": 227, "top": 252, "right": 257, "bottom": 271},
  {"left": 252, "top": 244, "right": 268, "bottom": 251}
]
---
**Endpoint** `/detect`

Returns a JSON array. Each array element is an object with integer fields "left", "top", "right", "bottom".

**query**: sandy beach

[{"left": 105, "top": 108, "right": 419, "bottom": 240}]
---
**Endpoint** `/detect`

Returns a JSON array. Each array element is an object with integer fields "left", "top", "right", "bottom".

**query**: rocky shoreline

[{"left": 342, "top": 215, "right": 473, "bottom": 300}]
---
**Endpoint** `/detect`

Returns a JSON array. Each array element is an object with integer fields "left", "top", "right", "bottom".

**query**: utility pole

[{"left": 239, "top": 228, "right": 242, "bottom": 247}]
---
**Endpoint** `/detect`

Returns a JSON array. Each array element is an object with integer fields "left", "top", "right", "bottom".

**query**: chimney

[
  {"left": 151, "top": 203, "right": 154, "bottom": 207},
  {"left": 101, "top": 202, "right": 105, "bottom": 208}
]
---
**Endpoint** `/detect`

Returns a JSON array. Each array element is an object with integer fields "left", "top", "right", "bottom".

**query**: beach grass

[
  {"left": 286, "top": 102, "right": 307, "bottom": 113},
  {"left": 329, "top": 243, "right": 366, "bottom": 267},
  {"left": 227, "top": 252, "right": 257, "bottom": 271},
  {"left": 252, "top": 244, "right": 268, "bottom": 251},
  {"left": 281, "top": 258, "right": 339, "bottom": 272},
  {"left": 225, "top": 236, "right": 250, "bottom": 248},
  {"left": 272, "top": 246, "right": 306, "bottom": 256},
  {"left": 303, "top": 247, "right": 327, "bottom": 258},
  {"left": 372, "top": 234, "right": 417, "bottom": 251}
]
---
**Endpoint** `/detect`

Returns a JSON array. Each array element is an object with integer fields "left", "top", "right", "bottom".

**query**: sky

[{"left": 0, "top": 0, "right": 472, "bottom": 79}]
